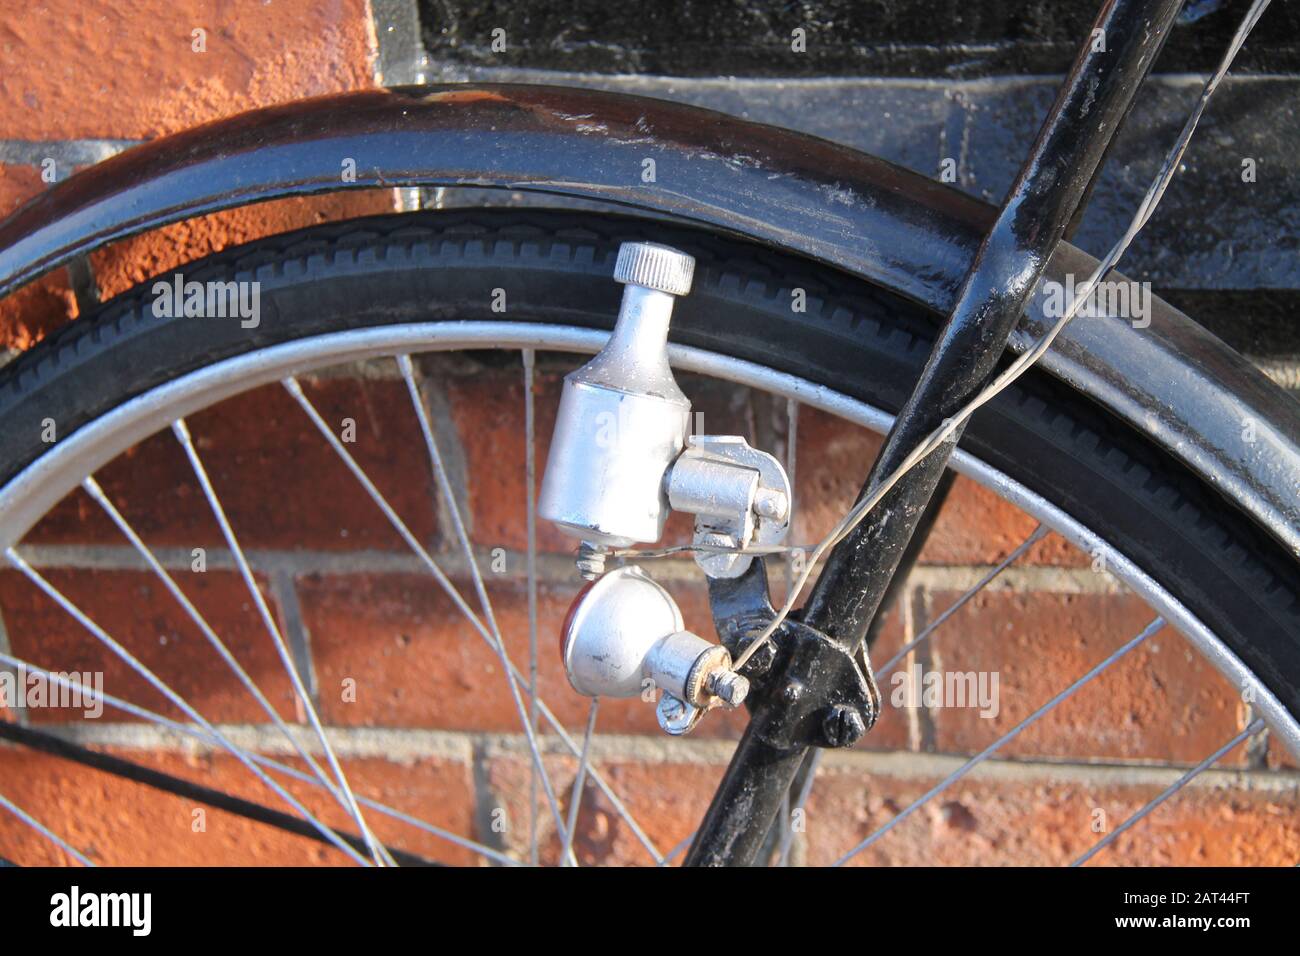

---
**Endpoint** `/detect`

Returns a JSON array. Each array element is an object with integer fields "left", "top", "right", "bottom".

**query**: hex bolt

[
  {"left": 707, "top": 669, "right": 750, "bottom": 708},
  {"left": 735, "top": 632, "right": 776, "bottom": 676},
  {"left": 822, "top": 703, "right": 867, "bottom": 748},
  {"left": 699, "top": 531, "right": 739, "bottom": 552}
]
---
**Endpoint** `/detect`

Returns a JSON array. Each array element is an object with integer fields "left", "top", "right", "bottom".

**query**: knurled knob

[{"left": 613, "top": 242, "right": 695, "bottom": 296}]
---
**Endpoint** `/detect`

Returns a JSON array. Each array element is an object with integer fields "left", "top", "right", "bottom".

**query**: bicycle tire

[{"left": 0, "top": 207, "right": 1296, "bottom": 730}]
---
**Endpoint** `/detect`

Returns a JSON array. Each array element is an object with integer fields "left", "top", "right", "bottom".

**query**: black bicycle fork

[{"left": 686, "top": 0, "right": 1185, "bottom": 866}]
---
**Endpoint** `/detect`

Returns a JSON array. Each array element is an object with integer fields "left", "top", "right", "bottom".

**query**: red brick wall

[{"left": 0, "top": 1, "right": 1294, "bottom": 867}]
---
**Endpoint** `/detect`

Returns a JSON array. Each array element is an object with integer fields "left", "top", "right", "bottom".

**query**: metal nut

[
  {"left": 735, "top": 632, "right": 776, "bottom": 676},
  {"left": 706, "top": 669, "right": 750, "bottom": 708}
]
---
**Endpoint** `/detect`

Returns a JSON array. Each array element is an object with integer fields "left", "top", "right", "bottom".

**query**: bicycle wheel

[{"left": 0, "top": 207, "right": 1295, "bottom": 866}]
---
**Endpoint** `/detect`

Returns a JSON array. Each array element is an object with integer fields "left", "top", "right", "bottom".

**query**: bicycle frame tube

[
  {"left": 810, "top": 0, "right": 1183, "bottom": 652},
  {"left": 685, "top": 0, "right": 1185, "bottom": 867}
]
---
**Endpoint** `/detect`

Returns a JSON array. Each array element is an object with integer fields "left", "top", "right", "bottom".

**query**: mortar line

[
  {"left": 369, "top": 0, "right": 429, "bottom": 87},
  {"left": 0, "top": 139, "right": 141, "bottom": 166},
  {"left": 470, "top": 738, "right": 511, "bottom": 863},
  {"left": 26, "top": 720, "right": 1300, "bottom": 791},
  {"left": 912, "top": 584, "right": 939, "bottom": 752},
  {"left": 900, "top": 580, "right": 922, "bottom": 753},
  {"left": 12, "top": 543, "right": 1119, "bottom": 593},
  {"left": 0, "top": 608, "right": 26, "bottom": 727},
  {"left": 408, "top": 354, "right": 476, "bottom": 555},
  {"left": 269, "top": 567, "right": 318, "bottom": 707}
]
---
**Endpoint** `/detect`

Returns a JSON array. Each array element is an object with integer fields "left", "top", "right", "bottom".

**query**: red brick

[
  {"left": 793, "top": 405, "right": 1085, "bottom": 566},
  {"left": 804, "top": 757, "right": 1300, "bottom": 866},
  {"left": 0, "top": 164, "right": 78, "bottom": 351},
  {"left": 0, "top": 163, "right": 44, "bottom": 215},
  {"left": 445, "top": 360, "right": 572, "bottom": 554},
  {"left": 0, "top": 568, "right": 298, "bottom": 725},
  {"left": 0, "top": 748, "right": 477, "bottom": 866},
  {"left": 449, "top": 360, "right": 1090, "bottom": 570},
  {"left": 0, "top": 0, "right": 377, "bottom": 141},
  {"left": 27, "top": 376, "right": 437, "bottom": 552},
  {"left": 304, "top": 569, "right": 748, "bottom": 739},
  {"left": 0, "top": 271, "right": 77, "bottom": 353},
  {"left": 0, "top": 669, "right": 16, "bottom": 722},
  {"left": 90, "top": 191, "right": 398, "bottom": 300},
  {"left": 919, "top": 589, "right": 1247, "bottom": 764},
  {"left": 1268, "top": 734, "right": 1300, "bottom": 771},
  {"left": 920, "top": 477, "right": 1087, "bottom": 566},
  {"left": 482, "top": 752, "right": 724, "bottom": 866}
]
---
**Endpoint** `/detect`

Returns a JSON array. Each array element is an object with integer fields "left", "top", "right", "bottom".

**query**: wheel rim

[{"left": 1, "top": 320, "right": 1295, "bottom": 866}]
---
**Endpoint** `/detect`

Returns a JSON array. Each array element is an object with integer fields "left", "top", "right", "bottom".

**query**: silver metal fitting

[
  {"left": 539, "top": 242, "right": 696, "bottom": 567},
  {"left": 707, "top": 669, "right": 749, "bottom": 708},
  {"left": 560, "top": 566, "right": 748, "bottom": 735},
  {"left": 666, "top": 435, "right": 792, "bottom": 578}
]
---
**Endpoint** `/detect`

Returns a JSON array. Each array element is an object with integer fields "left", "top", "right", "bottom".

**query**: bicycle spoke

[
  {"left": 675, "top": 749, "right": 824, "bottom": 868},
  {"left": 80, "top": 476, "right": 366, "bottom": 838},
  {"left": 288, "top": 373, "right": 655, "bottom": 863},
  {"left": 400, "top": 353, "right": 610, "bottom": 867},
  {"left": 1072, "top": 718, "right": 1267, "bottom": 867},
  {"left": 0, "top": 788, "right": 94, "bottom": 866},
  {"left": 523, "top": 348, "right": 542, "bottom": 866},
  {"left": 833, "top": 617, "right": 1164, "bottom": 866},
  {"left": 0, "top": 652, "right": 520, "bottom": 867},
  {"left": 2, "top": 548, "right": 372, "bottom": 866},
  {"left": 396, "top": 353, "right": 533, "bottom": 859},
  {"left": 529, "top": 687, "right": 663, "bottom": 864},
  {"left": 396, "top": 355, "right": 506, "bottom": 672},
  {"left": 660, "top": 832, "right": 694, "bottom": 867},
  {"left": 560, "top": 696, "right": 599, "bottom": 867},
  {"left": 281, "top": 376, "right": 576, "bottom": 864},
  {"left": 877, "top": 524, "right": 1049, "bottom": 678},
  {"left": 171, "top": 418, "right": 388, "bottom": 865}
]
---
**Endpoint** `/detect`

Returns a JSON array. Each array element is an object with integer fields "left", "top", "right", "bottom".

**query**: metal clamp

[{"left": 667, "top": 435, "right": 791, "bottom": 579}]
